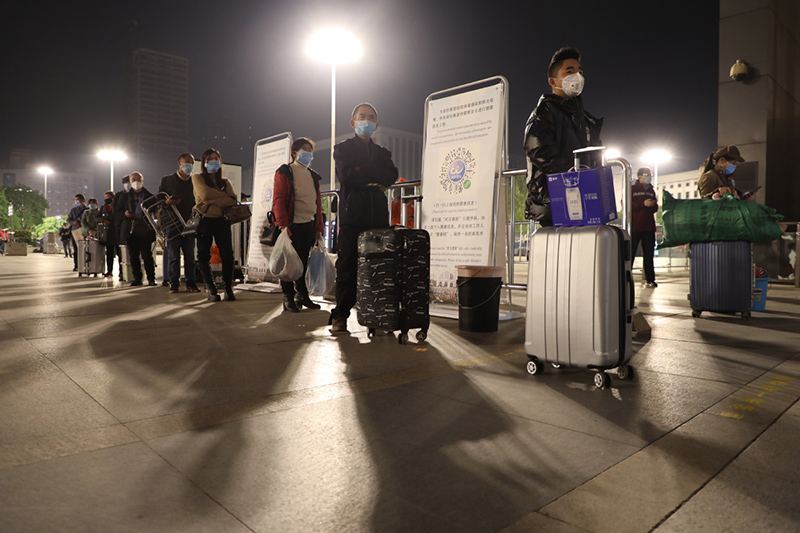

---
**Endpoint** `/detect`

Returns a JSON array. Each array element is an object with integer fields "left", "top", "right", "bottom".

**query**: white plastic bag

[
  {"left": 269, "top": 231, "right": 303, "bottom": 282},
  {"left": 305, "top": 240, "right": 335, "bottom": 296}
]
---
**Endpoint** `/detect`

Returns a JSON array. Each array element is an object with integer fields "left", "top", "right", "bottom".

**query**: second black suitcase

[
  {"left": 689, "top": 241, "right": 752, "bottom": 319},
  {"left": 356, "top": 227, "right": 430, "bottom": 343}
]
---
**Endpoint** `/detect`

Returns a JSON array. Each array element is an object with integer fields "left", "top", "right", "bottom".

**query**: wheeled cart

[
  {"left": 356, "top": 227, "right": 430, "bottom": 344},
  {"left": 689, "top": 241, "right": 753, "bottom": 319},
  {"left": 524, "top": 225, "right": 634, "bottom": 389}
]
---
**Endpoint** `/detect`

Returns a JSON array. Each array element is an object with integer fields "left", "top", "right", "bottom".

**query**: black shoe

[
  {"left": 207, "top": 291, "right": 221, "bottom": 302},
  {"left": 283, "top": 296, "right": 300, "bottom": 313},
  {"left": 147, "top": 280, "right": 157, "bottom": 286},
  {"left": 169, "top": 284, "right": 180, "bottom": 293},
  {"left": 295, "top": 295, "right": 321, "bottom": 310},
  {"left": 185, "top": 283, "right": 201, "bottom": 293},
  {"left": 73, "top": 267, "right": 78, "bottom": 272},
  {"left": 223, "top": 290, "right": 236, "bottom": 301},
  {"left": 130, "top": 280, "right": 143, "bottom": 287}
]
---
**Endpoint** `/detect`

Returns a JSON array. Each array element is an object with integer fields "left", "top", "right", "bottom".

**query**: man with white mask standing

[
  {"left": 159, "top": 152, "right": 200, "bottom": 293},
  {"left": 523, "top": 46, "right": 603, "bottom": 227},
  {"left": 632, "top": 167, "right": 659, "bottom": 288},
  {"left": 328, "top": 103, "right": 399, "bottom": 334}
]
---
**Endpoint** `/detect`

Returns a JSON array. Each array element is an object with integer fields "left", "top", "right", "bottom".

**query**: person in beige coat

[{"left": 192, "top": 148, "right": 237, "bottom": 301}]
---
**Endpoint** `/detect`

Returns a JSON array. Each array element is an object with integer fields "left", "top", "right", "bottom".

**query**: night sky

[{"left": 2, "top": 0, "right": 720, "bottom": 180}]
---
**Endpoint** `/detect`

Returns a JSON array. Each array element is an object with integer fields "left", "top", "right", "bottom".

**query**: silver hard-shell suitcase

[
  {"left": 524, "top": 225, "right": 634, "bottom": 388},
  {"left": 78, "top": 239, "right": 105, "bottom": 277}
]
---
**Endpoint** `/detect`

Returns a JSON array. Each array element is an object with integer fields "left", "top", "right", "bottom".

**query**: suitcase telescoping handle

[{"left": 572, "top": 146, "right": 633, "bottom": 234}]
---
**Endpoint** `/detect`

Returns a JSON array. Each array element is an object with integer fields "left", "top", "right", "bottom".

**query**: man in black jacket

[
  {"left": 120, "top": 172, "right": 157, "bottom": 286},
  {"left": 159, "top": 152, "right": 200, "bottom": 293},
  {"left": 113, "top": 175, "right": 131, "bottom": 280},
  {"left": 524, "top": 46, "right": 603, "bottom": 226},
  {"left": 66, "top": 194, "right": 86, "bottom": 271},
  {"left": 329, "top": 103, "right": 399, "bottom": 333}
]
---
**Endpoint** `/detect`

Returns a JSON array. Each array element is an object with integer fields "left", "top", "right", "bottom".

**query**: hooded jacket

[{"left": 524, "top": 94, "right": 603, "bottom": 225}]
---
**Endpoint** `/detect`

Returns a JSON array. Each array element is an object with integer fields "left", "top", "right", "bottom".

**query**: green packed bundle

[{"left": 659, "top": 191, "right": 784, "bottom": 248}]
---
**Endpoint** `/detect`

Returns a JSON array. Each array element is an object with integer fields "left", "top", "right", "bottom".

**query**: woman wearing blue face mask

[
  {"left": 192, "top": 148, "right": 238, "bottom": 301},
  {"left": 272, "top": 137, "right": 325, "bottom": 312},
  {"left": 81, "top": 197, "right": 100, "bottom": 239},
  {"left": 698, "top": 146, "right": 749, "bottom": 199}
]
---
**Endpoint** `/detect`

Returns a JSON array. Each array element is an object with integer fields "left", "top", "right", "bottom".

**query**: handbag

[
  {"left": 259, "top": 211, "right": 281, "bottom": 246},
  {"left": 223, "top": 204, "right": 252, "bottom": 224},
  {"left": 181, "top": 209, "right": 204, "bottom": 237}
]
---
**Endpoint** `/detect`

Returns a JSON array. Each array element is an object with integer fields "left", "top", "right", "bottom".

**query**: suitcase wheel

[
  {"left": 691, "top": 310, "right": 702, "bottom": 318},
  {"left": 78, "top": 273, "right": 83, "bottom": 277},
  {"left": 526, "top": 357, "right": 544, "bottom": 376},
  {"left": 616, "top": 365, "right": 634, "bottom": 381},
  {"left": 741, "top": 311, "right": 750, "bottom": 320},
  {"left": 398, "top": 332, "right": 409, "bottom": 345},
  {"left": 551, "top": 363, "right": 562, "bottom": 369},
  {"left": 593, "top": 371, "right": 610, "bottom": 389},
  {"left": 415, "top": 330, "right": 427, "bottom": 342},
  {"left": 368, "top": 328, "right": 376, "bottom": 338}
]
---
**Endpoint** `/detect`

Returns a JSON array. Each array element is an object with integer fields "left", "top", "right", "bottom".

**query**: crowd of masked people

[{"left": 63, "top": 149, "right": 242, "bottom": 301}]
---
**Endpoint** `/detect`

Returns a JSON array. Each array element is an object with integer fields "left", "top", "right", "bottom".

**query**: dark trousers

[
  {"left": 127, "top": 234, "right": 156, "bottom": 283},
  {"left": 196, "top": 217, "right": 233, "bottom": 293},
  {"left": 331, "top": 223, "right": 386, "bottom": 320},
  {"left": 280, "top": 221, "right": 316, "bottom": 298},
  {"left": 61, "top": 239, "right": 72, "bottom": 257},
  {"left": 71, "top": 235, "right": 79, "bottom": 268},
  {"left": 105, "top": 244, "right": 116, "bottom": 274},
  {"left": 631, "top": 230, "right": 656, "bottom": 284}
]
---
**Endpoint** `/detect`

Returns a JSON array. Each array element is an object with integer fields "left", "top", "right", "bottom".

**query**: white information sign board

[
  {"left": 246, "top": 133, "right": 292, "bottom": 282},
  {"left": 420, "top": 78, "right": 508, "bottom": 304}
]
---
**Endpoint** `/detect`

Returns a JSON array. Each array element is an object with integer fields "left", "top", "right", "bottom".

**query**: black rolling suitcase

[
  {"left": 356, "top": 227, "right": 430, "bottom": 344},
  {"left": 689, "top": 241, "right": 753, "bottom": 319}
]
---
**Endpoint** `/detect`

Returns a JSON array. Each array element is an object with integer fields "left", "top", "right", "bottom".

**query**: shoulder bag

[
  {"left": 223, "top": 204, "right": 252, "bottom": 225},
  {"left": 260, "top": 211, "right": 281, "bottom": 246}
]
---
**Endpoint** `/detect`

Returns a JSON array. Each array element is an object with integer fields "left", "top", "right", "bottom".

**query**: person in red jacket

[
  {"left": 272, "top": 137, "right": 325, "bottom": 312},
  {"left": 632, "top": 167, "right": 659, "bottom": 288}
]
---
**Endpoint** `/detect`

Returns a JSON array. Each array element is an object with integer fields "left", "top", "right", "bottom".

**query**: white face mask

[
  {"left": 131, "top": 181, "right": 143, "bottom": 191},
  {"left": 558, "top": 72, "right": 585, "bottom": 97}
]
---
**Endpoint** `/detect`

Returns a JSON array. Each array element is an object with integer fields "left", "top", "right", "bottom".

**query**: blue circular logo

[{"left": 448, "top": 160, "right": 466, "bottom": 183}]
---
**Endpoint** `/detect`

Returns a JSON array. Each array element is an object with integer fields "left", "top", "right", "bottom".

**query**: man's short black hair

[
  {"left": 75, "top": 194, "right": 85, "bottom": 202},
  {"left": 178, "top": 152, "right": 194, "bottom": 163},
  {"left": 548, "top": 47, "right": 582, "bottom": 79}
]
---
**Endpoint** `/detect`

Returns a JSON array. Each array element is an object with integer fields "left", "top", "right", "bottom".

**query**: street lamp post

[
  {"left": 97, "top": 150, "right": 127, "bottom": 192},
  {"left": 306, "top": 29, "right": 362, "bottom": 191},
  {"left": 38, "top": 166, "right": 52, "bottom": 215},
  {"left": 642, "top": 150, "right": 672, "bottom": 195}
]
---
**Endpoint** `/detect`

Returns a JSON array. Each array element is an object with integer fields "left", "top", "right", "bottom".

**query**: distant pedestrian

[
  {"left": 328, "top": 103, "right": 399, "bottom": 333},
  {"left": 59, "top": 223, "right": 72, "bottom": 257},
  {"left": 632, "top": 167, "right": 659, "bottom": 288},
  {"left": 97, "top": 191, "right": 117, "bottom": 277},
  {"left": 120, "top": 172, "right": 157, "bottom": 286},
  {"left": 272, "top": 137, "right": 324, "bottom": 313},
  {"left": 66, "top": 194, "right": 86, "bottom": 271},
  {"left": 192, "top": 149, "right": 237, "bottom": 301},
  {"left": 113, "top": 175, "right": 131, "bottom": 280},
  {"left": 159, "top": 152, "right": 200, "bottom": 293}
]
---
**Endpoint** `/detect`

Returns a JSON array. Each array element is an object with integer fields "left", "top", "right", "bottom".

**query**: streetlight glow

[
  {"left": 605, "top": 148, "right": 621, "bottom": 160},
  {"left": 97, "top": 150, "right": 127, "bottom": 192},
  {"left": 305, "top": 29, "right": 362, "bottom": 64},
  {"left": 38, "top": 166, "right": 53, "bottom": 215},
  {"left": 306, "top": 29, "right": 363, "bottom": 193}
]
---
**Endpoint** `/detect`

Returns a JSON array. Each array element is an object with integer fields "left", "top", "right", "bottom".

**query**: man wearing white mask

[
  {"left": 328, "top": 103, "right": 399, "bottom": 334},
  {"left": 120, "top": 172, "right": 157, "bottom": 286},
  {"left": 159, "top": 152, "right": 200, "bottom": 293},
  {"left": 632, "top": 167, "right": 659, "bottom": 288},
  {"left": 523, "top": 46, "right": 603, "bottom": 226}
]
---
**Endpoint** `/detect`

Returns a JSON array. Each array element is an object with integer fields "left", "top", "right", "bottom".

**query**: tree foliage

[
  {"left": 0, "top": 185, "right": 49, "bottom": 230},
  {"left": 33, "top": 216, "right": 63, "bottom": 240}
]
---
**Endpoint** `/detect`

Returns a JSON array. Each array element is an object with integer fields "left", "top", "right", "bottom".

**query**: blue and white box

[{"left": 548, "top": 166, "right": 617, "bottom": 226}]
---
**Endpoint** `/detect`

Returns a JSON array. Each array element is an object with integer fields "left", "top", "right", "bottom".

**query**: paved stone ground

[{"left": 1, "top": 253, "right": 798, "bottom": 532}]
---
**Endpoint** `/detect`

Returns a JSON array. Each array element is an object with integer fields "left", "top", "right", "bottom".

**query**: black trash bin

[{"left": 456, "top": 265, "right": 503, "bottom": 332}]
